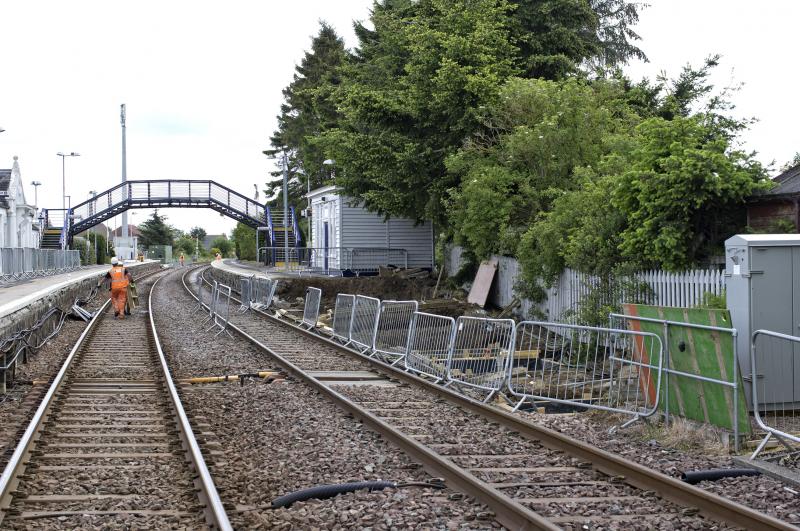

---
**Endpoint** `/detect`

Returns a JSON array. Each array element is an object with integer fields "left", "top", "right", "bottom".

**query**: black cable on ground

[
  {"left": 680, "top": 468, "right": 761, "bottom": 484},
  {"left": 270, "top": 479, "right": 446, "bottom": 509}
]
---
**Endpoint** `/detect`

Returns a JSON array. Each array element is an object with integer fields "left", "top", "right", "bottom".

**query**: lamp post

[
  {"left": 281, "top": 151, "right": 289, "bottom": 271},
  {"left": 89, "top": 191, "right": 97, "bottom": 264},
  {"left": 30, "top": 181, "right": 42, "bottom": 208},
  {"left": 56, "top": 152, "right": 80, "bottom": 213}
]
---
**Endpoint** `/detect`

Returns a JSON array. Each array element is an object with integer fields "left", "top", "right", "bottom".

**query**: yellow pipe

[{"left": 178, "top": 371, "right": 278, "bottom": 385}]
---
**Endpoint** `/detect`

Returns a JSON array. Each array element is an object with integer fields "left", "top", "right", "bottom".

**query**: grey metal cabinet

[{"left": 726, "top": 234, "right": 800, "bottom": 408}]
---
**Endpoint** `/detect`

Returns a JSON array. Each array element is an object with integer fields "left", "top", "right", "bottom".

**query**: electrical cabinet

[{"left": 726, "top": 234, "right": 800, "bottom": 408}]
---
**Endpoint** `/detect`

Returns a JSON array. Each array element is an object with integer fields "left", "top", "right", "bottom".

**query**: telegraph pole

[{"left": 121, "top": 104, "right": 128, "bottom": 240}]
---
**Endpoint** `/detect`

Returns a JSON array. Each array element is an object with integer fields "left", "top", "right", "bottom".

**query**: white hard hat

[{"left": 111, "top": 258, "right": 119, "bottom": 265}]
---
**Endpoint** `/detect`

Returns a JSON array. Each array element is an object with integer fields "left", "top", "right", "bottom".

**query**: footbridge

[{"left": 61, "top": 180, "right": 295, "bottom": 246}]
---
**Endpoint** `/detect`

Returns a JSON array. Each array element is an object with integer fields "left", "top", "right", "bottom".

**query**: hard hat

[{"left": 111, "top": 258, "right": 119, "bottom": 265}]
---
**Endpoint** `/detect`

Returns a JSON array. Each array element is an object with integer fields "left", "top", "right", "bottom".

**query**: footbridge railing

[{"left": 69, "top": 180, "right": 266, "bottom": 238}]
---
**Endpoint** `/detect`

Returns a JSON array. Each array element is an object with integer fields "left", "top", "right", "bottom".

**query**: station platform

[
  {"left": 0, "top": 260, "right": 159, "bottom": 320},
  {"left": 212, "top": 259, "right": 333, "bottom": 280}
]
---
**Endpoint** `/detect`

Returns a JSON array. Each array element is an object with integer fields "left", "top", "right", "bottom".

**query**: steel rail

[
  {"left": 182, "top": 268, "right": 556, "bottom": 531},
  {"left": 148, "top": 273, "right": 232, "bottom": 530},
  {"left": 191, "top": 266, "right": 797, "bottom": 531},
  {"left": 0, "top": 300, "right": 109, "bottom": 524}
]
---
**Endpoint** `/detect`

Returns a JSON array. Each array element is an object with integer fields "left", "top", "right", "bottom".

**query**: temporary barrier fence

[
  {"left": 507, "top": 321, "right": 663, "bottom": 426},
  {"left": 239, "top": 276, "right": 254, "bottom": 312},
  {"left": 332, "top": 294, "right": 356, "bottom": 342},
  {"left": 206, "top": 283, "right": 233, "bottom": 338},
  {"left": 404, "top": 312, "right": 456, "bottom": 382},
  {"left": 610, "top": 313, "right": 742, "bottom": 449},
  {"left": 302, "top": 287, "right": 322, "bottom": 329},
  {"left": 349, "top": 295, "right": 381, "bottom": 353},
  {"left": 749, "top": 330, "right": 800, "bottom": 458},
  {"left": 448, "top": 316, "right": 516, "bottom": 402},
  {"left": 372, "top": 300, "right": 418, "bottom": 364},
  {"left": 198, "top": 280, "right": 219, "bottom": 329},
  {"left": 250, "top": 278, "right": 277, "bottom": 310},
  {"left": 192, "top": 273, "right": 207, "bottom": 314},
  {"left": 0, "top": 248, "right": 81, "bottom": 284}
]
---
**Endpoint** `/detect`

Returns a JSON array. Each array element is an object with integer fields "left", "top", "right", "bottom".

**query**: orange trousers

[{"left": 111, "top": 288, "right": 127, "bottom": 317}]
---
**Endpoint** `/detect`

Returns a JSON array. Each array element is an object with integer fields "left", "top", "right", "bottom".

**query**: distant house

[
  {"left": 0, "top": 156, "right": 39, "bottom": 247},
  {"left": 111, "top": 225, "right": 142, "bottom": 238},
  {"left": 203, "top": 234, "right": 227, "bottom": 249},
  {"left": 747, "top": 165, "right": 800, "bottom": 232}
]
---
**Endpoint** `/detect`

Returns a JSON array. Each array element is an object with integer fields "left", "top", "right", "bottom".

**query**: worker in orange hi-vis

[
  {"left": 179, "top": 253, "right": 185, "bottom": 267},
  {"left": 106, "top": 258, "right": 132, "bottom": 319}
]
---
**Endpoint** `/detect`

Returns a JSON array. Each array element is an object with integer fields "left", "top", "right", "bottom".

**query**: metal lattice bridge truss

[{"left": 68, "top": 180, "right": 267, "bottom": 242}]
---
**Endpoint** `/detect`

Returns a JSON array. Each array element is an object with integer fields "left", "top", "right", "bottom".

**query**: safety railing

[
  {"left": 302, "top": 287, "right": 322, "bottom": 329},
  {"left": 508, "top": 321, "right": 663, "bottom": 425},
  {"left": 349, "top": 295, "right": 381, "bottom": 353},
  {"left": 332, "top": 294, "right": 356, "bottom": 342},
  {"left": 371, "top": 300, "right": 418, "bottom": 364},
  {"left": 610, "top": 313, "right": 742, "bottom": 447},
  {"left": 258, "top": 247, "right": 409, "bottom": 275},
  {"left": 405, "top": 312, "right": 456, "bottom": 383},
  {"left": 750, "top": 330, "right": 800, "bottom": 458},
  {"left": 448, "top": 316, "right": 516, "bottom": 402},
  {"left": 70, "top": 180, "right": 266, "bottom": 236},
  {"left": 0, "top": 248, "right": 82, "bottom": 284}
]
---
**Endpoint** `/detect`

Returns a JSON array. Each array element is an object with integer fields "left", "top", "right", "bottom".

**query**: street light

[
  {"left": 56, "top": 151, "right": 80, "bottom": 213},
  {"left": 30, "top": 181, "right": 42, "bottom": 208}
]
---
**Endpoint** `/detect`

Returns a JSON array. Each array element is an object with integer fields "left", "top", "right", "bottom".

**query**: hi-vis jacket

[{"left": 109, "top": 265, "right": 130, "bottom": 290}]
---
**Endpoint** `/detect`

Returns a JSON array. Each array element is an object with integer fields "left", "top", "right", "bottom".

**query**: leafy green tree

[
  {"left": 174, "top": 236, "right": 196, "bottom": 256},
  {"left": 317, "top": 0, "right": 519, "bottom": 224},
  {"left": 231, "top": 222, "right": 256, "bottom": 260},
  {"left": 87, "top": 232, "right": 110, "bottom": 264},
  {"left": 211, "top": 236, "right": 233, "bottom": 257},
  {"left": 138, "top": 210, "right": 174, "bottom": 247},
  {"left": 189, "top": 226, "right": 207, "bottom": 242}
]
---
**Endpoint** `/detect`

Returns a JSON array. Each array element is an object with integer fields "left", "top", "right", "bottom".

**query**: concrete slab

[{"left": 733, "top": 456, "right": 800, "bottom": 489}]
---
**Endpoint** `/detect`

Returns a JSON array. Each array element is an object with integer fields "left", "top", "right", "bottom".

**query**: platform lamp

[{"left": 56, "top": 152, "right": 80, "bottom": 213}]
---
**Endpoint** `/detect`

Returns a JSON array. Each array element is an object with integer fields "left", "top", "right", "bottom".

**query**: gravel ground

[
  {"left": 153, "top": 267, "right": 500, "bottom": 529},
  {"left": 190, "top": 266, "right": 800, "bottom": 529}
]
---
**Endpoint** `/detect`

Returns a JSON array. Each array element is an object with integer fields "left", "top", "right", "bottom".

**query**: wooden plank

[{"left": 467, "top": 259, "right": 498, "bottom": 307}]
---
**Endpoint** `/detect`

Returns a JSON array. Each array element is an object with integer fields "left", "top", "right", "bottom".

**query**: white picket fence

[{"left": 446, "top": 247, "right": 726, "bottom": 321}]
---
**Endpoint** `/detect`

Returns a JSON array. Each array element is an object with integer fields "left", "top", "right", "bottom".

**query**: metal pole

[
  {"left": 282, "top": 151, "right": 289, "bottom": 271},
  {"left": 61, "top": 156, "right": 65, "bottom": 212},
  {"left": 121, "top": 104, "right": 128, "bottom": 240}
]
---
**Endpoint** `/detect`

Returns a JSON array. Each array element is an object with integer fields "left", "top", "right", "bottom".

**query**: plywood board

[
  {"left": 467, "top": 259, "right": 498, "bottom": 307},
  {"left": 622, "top": 304, "right": 750, "bottom": 434}
]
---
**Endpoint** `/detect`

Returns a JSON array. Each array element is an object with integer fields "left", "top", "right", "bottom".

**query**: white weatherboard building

[
  {"left": 306, "top": 185, "right": 434, "bottom": 270},
  {"left": 0, "top": 157, "right": 39, "bottom": 248}
]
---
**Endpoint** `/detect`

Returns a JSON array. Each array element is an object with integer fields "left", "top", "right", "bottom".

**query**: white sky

[{"left": 0, "top": 1, "right": 797, "bottom": 235}]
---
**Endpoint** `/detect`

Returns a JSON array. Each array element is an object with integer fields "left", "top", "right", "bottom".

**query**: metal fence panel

[
  {"left": 332, "top": 294, "right": 355, "bottom": 341},
  {"left": 405, "top": 312, "right": 456, "bottom": 382},
  {"left": 250, "top": 278, "right": 274, "bottom": 309},
  {"left": 508, "top": 321, "right": 663, "bottom": 422},
  {"left": 239, "top": 276, "right": 254, "bottom": 312},
  {"left": 302, "top": 287, "right": 322, "bottom": 329},
  {"left": 349, "top": 295, "right": 381, "bottom": 352},
  {"left": 372, "top": 300, "right": 418, "bottom": 363},
  {"left": 448, "top": 316, "right": 516, "bottom": 400},
  {"left": 750, "top": 330, "right": 800, "bottom": 458}
]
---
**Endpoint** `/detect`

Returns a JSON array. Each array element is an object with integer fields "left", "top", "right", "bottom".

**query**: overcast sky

[{"left": 0, "top": 1, "right": 797, "bottom": 236}]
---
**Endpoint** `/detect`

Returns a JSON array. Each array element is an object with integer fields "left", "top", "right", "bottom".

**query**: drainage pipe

[{"left": 681, "top": 468, "right": 761, "bottom": 485}]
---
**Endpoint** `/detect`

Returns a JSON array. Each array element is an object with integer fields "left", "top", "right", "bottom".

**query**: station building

[
  {"left": 306, "top": 185, "right": 434, "bottom": 271},
  {"left": 0, "top": 157, "right": 39, "bottom": 248}
]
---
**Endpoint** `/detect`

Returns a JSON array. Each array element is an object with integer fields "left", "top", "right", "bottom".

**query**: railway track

[
  {"left": 0, "top": 270, "right": 231, "bottom": 529},
  {"left": 188, "top": 266, "right": 795, "bottom": 531}
]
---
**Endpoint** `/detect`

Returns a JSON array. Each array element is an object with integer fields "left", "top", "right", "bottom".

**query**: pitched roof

[
  {"left": 761, "top": 164, "right": 800, "bottom": 197},
  {"left": 112, "top": 224, "right": 141, "bottom": 237}
]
